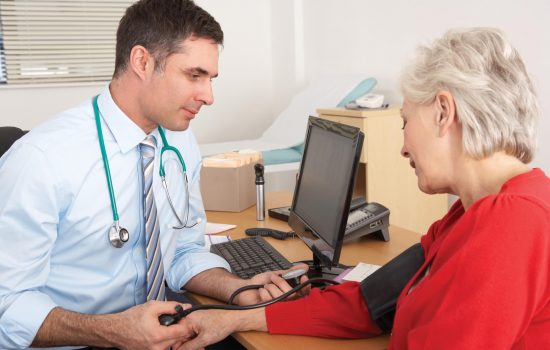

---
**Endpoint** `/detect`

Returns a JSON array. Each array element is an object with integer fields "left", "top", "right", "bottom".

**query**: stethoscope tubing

[
  {"left": 93, "top": 94, "right": 196, "bottom": 248},
  {"left": 93, "top": 95, "right": 120, "bottom": 222}
]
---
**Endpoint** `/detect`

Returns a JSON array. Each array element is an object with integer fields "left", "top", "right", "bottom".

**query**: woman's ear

[
  {"left": 128, "top": 45, "right": 153, "bottom": 81},
  {"left": 435, "top": 91, "right": 457, "bottom": 136}
]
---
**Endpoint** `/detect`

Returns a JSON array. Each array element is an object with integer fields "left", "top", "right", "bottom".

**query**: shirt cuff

[
  {"left": 167, "top": 250, "right": 231, "bottom": 291},
  {"left": 0, "top": 291, "right": 57, "bottom": 349}
]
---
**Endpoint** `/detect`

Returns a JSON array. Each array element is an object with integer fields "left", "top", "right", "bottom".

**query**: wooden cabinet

[{"left": 317, "top": 107, "right": 448, "bottom": 234}]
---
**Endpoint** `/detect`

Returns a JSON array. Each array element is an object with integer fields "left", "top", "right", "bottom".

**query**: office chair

[{"left": 0, "top": 126, "right": 27, "bottom": 158}]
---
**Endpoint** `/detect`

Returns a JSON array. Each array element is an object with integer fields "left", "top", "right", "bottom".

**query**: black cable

[
  {"left": 245, "top": 228, "right": 297, "bottom": 240},
  {"left": 227, "top": 284, "right": 264, "bottom": 305},
  {"left": 159, "top": 277, "right": 340, "bottom": 326}
]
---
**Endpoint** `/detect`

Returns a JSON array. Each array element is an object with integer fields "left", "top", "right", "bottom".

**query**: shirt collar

[{"left": 96, "top": 86, "right": 149, "bottom": 153}]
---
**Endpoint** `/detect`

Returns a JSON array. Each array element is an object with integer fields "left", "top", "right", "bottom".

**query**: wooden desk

[{"left": 197, "top": 192, "right": 421, "bottom": 350}]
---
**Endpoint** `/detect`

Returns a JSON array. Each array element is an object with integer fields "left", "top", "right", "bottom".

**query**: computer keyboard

[{"left": 210, "top": 236, "right": 293, "bottom": 279}]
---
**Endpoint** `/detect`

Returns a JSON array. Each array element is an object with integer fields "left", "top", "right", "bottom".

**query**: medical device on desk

[
  {"left": 92, "top": 95, "right": 199, "bottom": 248},
  {"left": 158, "top": 267, "right": 340, "bottom": 326}
]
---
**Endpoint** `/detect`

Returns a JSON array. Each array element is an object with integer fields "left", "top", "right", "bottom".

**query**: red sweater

[{"left": 266, "top": 168, "right": 550, "bottom": 349}]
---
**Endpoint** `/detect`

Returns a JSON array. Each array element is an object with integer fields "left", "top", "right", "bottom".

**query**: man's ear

[
  {"left": 128, "top": 45, "right": 153, "bottom": 80},
  {"left": 435, "top": 91, "right": 457, "bottom": 136}
]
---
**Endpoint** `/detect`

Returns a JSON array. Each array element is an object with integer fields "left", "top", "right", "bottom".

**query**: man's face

[{"left": 140, "top": 36, "right": 219, "bottom": 132}]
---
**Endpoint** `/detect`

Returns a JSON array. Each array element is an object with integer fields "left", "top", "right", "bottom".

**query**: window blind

[
  {"left": 0, "top": 34, "right": 6, "bottom": 83},
  {"left": 0, "top": 0, "right": 133, "bottom": 85}
]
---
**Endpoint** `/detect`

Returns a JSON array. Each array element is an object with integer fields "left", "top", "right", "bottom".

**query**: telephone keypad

[{"left": 346, "top": 208, "right": 376, "bottom": 231}]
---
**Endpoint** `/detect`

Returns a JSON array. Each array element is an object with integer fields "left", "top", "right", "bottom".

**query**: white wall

[
  {"left": 192, "top": 0, "right": 276, "bottom": 143},
  {"left": 193, "top": 0, "right": 304, "bottom": 143},
  {"left": 0, "top": 84, "right": 104, "bottom": 130},
  {"left": 1, "top": 0, "right": 549, "bottom": 170},
  {"left": 300, "top": 0, "right": 550, "bottom": 170},
  {"left": 0, "top": 0, "right": 282, "bottom": 144}
]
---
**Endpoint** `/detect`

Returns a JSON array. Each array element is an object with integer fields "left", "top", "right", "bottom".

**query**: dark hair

[{"left": 113, "top": 0, "right": 223, "bottom": 78}]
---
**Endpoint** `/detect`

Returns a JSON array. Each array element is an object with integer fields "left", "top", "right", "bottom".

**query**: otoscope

[{"left": 255, "top": 163, "right": 265, "bottom": 221}]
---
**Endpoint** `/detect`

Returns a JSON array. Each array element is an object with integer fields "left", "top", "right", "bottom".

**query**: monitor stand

[{"left": 305, "top": 255, "right": 348, "bottom": 284}]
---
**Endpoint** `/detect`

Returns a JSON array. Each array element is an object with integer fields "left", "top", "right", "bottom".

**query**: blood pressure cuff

[{"left": 359, "top": 243, "right": 424, "bottom": 333}]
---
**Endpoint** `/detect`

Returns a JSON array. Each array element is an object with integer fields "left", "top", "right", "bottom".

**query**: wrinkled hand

[
  {"left": 171, "top": 309, "right": 235, "bottom": 350},
  {"left": 111, "top": 301, "right": 194, "bottom": 350},
  {"left": 172, "top": 308, "right": 266, "bottom": 350},
  {"left": 234, "top": 264, "right": 310, "bottom": 305}
]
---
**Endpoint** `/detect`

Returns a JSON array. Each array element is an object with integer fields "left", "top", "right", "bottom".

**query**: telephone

[
  {"left": 268, "top": 197, "right": 390, "bottom": 242},
  {"left": 344, "top": 199, "right": 390, "bottom": 242},
  {"left": 356, "top": 93, "right": 385, "bottom": 108}
]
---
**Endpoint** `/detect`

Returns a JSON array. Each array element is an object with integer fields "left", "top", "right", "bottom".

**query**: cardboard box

[{"left": 200, "top": 152, "right": 261, "bottom": 212}]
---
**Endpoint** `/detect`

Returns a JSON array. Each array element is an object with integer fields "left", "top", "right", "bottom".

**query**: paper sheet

[
  {"left": 204, "top": 234, "right": 231, "bottom": 249},
  {"left": 338, "top": 262, "right": 381, "bottom": 282},
  {"left": 205, "top": 222, "right": 236, "bottom": 235}
]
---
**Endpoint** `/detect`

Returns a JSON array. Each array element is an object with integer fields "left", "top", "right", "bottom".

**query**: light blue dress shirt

[{"left": 0, "top": 87, "right": 230, "bottom": 349}]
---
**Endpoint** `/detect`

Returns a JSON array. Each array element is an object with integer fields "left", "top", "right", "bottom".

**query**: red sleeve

[
  {"left": 399, "top": 195, "right": 550, "bottom": 349},
  {"left": 265, "top": 281, "right": 383, "bottom": 338}
]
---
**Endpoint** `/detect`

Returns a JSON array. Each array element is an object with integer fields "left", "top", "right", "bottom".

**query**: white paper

[
  {"left": 342, "top": 262, "right": 381, "bottom": 282},
  {"left": 205, "top": 222, "right": 236, "bottom": 235},
  {"left": 204, "top": 234, "right": 231, "bottom": 249}
]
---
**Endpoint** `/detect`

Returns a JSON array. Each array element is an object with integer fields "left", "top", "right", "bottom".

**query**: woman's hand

[{"left": 173, "top": 308, "right": 267, "bottom": 350}]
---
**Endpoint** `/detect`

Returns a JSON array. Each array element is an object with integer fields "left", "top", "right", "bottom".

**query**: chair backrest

[{"left": 0, "top": 126, "right": 28, "bottom": 158}]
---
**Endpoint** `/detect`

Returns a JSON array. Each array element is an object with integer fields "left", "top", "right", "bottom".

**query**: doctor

[{"left": 0, "top": 0, "right": 296, "bottom": 349}]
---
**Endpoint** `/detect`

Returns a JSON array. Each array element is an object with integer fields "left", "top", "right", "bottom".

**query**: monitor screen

[{"left": 289, "top": 116, "right": 363, "bottom": 269}]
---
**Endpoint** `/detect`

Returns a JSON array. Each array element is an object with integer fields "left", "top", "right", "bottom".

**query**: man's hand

[
  {"left": 233, "top": 264, "right": 310, "bottom": 305},
  {"left": 32, "top": 301, "right": 194, "bottom": 350},
  {"left": 110, "top": 301, "right": 194, "bottom": 350}
]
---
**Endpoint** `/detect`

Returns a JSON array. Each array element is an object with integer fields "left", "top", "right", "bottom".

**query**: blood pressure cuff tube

[{"left": 359, "top": 243, "right": 425, "bottom": 333}]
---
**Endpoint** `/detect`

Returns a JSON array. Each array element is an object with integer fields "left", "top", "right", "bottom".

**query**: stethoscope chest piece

[{"left": 109, "top": 223, "right": 129, "bottom": 248}]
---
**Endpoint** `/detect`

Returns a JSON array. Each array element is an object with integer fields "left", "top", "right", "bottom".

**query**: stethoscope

[{"left": 92, "top": 95, "right": 199, "bottom": 248}]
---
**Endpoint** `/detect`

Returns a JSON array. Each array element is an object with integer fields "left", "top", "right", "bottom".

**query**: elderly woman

[{"left": 177, "top": 28, "right": 550, "bottom": 349}]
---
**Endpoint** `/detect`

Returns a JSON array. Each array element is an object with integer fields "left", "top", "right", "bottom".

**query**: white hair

[{"left": 400, "top": 27, "right": 539, "bottom": 163}]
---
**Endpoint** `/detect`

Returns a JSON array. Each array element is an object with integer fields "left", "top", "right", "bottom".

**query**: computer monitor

[{"left": 288, "top": 116, "right": 364, "bottom": 278}]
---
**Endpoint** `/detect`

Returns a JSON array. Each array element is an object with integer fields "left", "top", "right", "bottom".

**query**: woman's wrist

[{"left": 232, "top": 308, "right": 268, "bottom": 332}]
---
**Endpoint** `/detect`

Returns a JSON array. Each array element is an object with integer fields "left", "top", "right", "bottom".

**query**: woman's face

[{"left": 400, "top": 98, "right": 454, "bottom": 194}]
